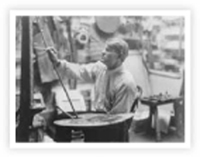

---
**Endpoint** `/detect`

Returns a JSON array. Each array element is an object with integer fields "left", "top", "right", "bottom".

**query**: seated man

[{"left": 47, "top": 38, "right": 137, "bottom": 142}]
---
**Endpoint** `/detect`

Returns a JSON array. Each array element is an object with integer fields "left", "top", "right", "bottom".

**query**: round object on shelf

[
  {"left": 95, "top": 16, "right": 120, "bottom": 34},
  {"left": 76, "top": 31, "right": 89, "bottom": 45}
]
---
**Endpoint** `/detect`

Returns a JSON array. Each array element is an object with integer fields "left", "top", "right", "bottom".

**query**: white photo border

[{"left": 10, "top": 9, "right": 191, "bottom": 149}]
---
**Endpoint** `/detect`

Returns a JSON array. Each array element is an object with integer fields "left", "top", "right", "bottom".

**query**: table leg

[
  {"left": 174, "top": 100, "right": 184, "bottom": 139},
  {"left": 154, "top": 107, "right": 161, "bottom": 141}
]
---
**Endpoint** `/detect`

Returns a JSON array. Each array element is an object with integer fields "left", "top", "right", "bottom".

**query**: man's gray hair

[{"left": 106, "top": 38, "right": 129, "bottom": 62}]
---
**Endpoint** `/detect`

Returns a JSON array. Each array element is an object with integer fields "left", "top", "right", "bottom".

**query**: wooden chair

[{"left": 131, "top": 85, "right": 143, "bottom": 113}]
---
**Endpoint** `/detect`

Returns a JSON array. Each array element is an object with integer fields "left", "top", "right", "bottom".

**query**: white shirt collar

[{"left": 107, "top": 64, "right": 124, "bottom": 75}]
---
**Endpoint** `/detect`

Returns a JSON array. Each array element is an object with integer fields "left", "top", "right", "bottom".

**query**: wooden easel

[{"left": 16, "top": 17, "right": 33, "bottom": 142}]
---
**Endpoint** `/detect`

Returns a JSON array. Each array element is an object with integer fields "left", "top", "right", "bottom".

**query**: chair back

[{"left": 130, "top": 85, "right": 143, "bottom": 112}]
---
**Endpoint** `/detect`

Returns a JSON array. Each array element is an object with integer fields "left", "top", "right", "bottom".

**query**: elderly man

[{"left": 48, "top": 38, "right": 137, "bottom": 142}]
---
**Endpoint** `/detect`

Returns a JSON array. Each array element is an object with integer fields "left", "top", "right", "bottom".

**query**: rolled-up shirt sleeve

[{"left": 57, "top": 60, "right": 102, "bottom": 82}]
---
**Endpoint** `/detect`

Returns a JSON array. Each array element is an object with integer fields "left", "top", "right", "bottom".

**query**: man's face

[{"left": 101, "top": 46, "right": 121, "bottom": 70}]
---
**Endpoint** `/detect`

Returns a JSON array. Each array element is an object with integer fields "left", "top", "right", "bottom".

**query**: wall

[
  {"left": 149, "top": 73, "right": 182, "bottom": 96},
  {"left": 123, "top": 50, "right": 152, "bottom": 97},
  {"left": 124, "top": 50, "right": 183, "bottom": 97}
]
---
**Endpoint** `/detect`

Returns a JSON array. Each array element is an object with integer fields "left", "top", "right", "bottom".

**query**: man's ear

[{"left": 118, "top": 51, "right": 123, "bottom": 61}]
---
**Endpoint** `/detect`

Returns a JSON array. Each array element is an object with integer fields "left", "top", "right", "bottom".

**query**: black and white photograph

[{"left": 10, "top": 10, "right": 190, "bottom": 148}]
